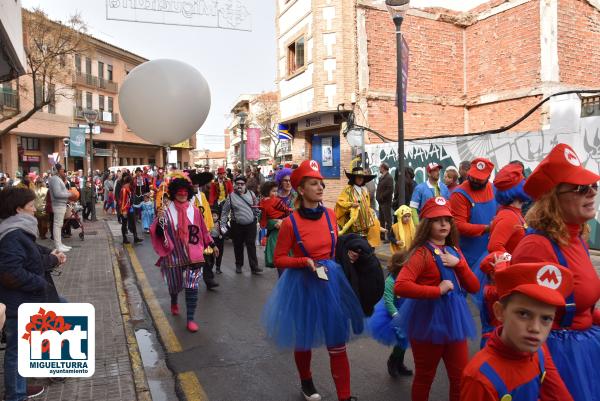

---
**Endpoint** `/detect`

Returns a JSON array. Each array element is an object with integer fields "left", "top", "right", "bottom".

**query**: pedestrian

[
  {"left": 511, "top": 143, "right": 600, "bottom": 401},
  {"left": 449, "top": 158, "right": 496, "bottom": 270},
  {"left": 208, "top": 208, "right": 225, "bottom": 275},
  {"left": 220, "top": 176, "right": 261, "bottom": 274},
  {"left": 460, "top": 262, "right": 575, "bottom": 401},
  {"left": 226, "top": 167, "right": 233, "bottom": 181},
  {"left": 104, "top": 189, "right": 116, "bottom": 215},
  {"left": 389, "top": 205, "right": 415, "bottom": 254},
  {"left": 81, "top": 180, "right": 94, "bottom": 220},
  {"left": 0, "top": 186, "right": 67, "bottom": 401},
  {"left": 33, "top": 177, "right": 49, "bottom": 239},
  {"left": 262, "top": 159, "right": 364, "bottom": 401},
  {"left": 48, "top": 163, "right": 72, "bottom": 252},
  {"left": 335, "top": 166, "right": 376, "bottom": 237},
  {"left": 443, "top": 166, "right": 459, "bottom": 193},
  {"left": 276, "top": 167, "right": 297, "bottom": 208},
  {"left": 458, "top": 160, "right": 471, "bottom": 184},
  {"left": 409, "top": 162, "right": 449, "bottom": 222},
  {"left": 119, "top": 174, "right": 143, "bottom": 245},
  {"left": 104, "top": 172, "right": 115, "bottom": 204},
  {"left": 209, "top": 167, "right": 233, "bottom": 209},
  {"left": 393, "top": 167, "right": 416, "bottom": 211},
  {"left": 488, "top": 164, "right": 531, "bottom": 254},
  {"left": 394, "top": 196, "right": 479, "bottom": 401},
  {"left": 259, "top": 181, "right": 292, "bottom": 270},
  {"left": 246, "top": 169, "right": 259, "bottom": 195},
  {"left": 367, "top": 251, "right": 413, "bottom": 378},
  {"left": 376, "top": 162, "right": 394, "bottom": 240},
  {"left": 150, "top": 174, "right": 218, "bottom": 332},
  {"left": 134, "top": 194, "right": 155, "bottom": 233}
]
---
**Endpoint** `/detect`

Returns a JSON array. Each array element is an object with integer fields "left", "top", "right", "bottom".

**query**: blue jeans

[{"left": 3, "top": 318, "right": 26, "bottom": 401}]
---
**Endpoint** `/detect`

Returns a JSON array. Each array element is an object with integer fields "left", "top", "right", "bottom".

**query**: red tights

[
  {"left": 294, "top": 345, "right": 350, "bottom": 400},
  {"left": 410, "top": 339, "right": 468, "bottom": 401}
]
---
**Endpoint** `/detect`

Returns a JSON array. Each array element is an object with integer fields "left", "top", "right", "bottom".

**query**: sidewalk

[{"left": 0, "top": 217, "right": 143, "bottom": 401}]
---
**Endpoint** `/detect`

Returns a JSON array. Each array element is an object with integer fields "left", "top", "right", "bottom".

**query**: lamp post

[
  {"left": 386, "top": 0, "right": 410, "bottom": 206},
  {"left": 237, "top": 111, "right": 248, "bottom": 175},
  {"left": 83, "top": 108, "right": 98, "bottom": 221}
]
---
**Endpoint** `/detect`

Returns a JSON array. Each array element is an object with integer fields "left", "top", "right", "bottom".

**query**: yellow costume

[
  {"left": 335, "top": 184, "right": 373, "bottom": 236},
  {"left": 366, "top": 209, "right": 386, "bottom": 248},
  {"left": 389, "top": 205, "right": 415, "bottom": 254}
]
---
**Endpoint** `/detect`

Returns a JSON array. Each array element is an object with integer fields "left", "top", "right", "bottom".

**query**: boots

[{"left": 388, "top": 348, "right": 413, "bottom": 377}]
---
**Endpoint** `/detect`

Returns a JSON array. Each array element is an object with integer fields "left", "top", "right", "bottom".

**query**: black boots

[{"left": 387, "top": 348, "right": 413, "bottom": 378}]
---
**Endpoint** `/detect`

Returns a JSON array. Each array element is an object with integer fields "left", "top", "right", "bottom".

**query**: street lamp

[
  {"left": 237, "top": 111, "right": 248, "bottom": 175},
  {"left": 83, "top": 108, "right": 98, "bottom": 221},
  {"left": 386, "top": 0, "right": 410, "bottom": 206}
]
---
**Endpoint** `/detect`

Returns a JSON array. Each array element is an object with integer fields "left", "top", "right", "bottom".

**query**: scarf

[
  {"left": 0, "top": 213, "right": 39, "bottom": 242},
  {"left": 298, "top": 205, "right": 325, "bottom": 220},
  {"left": 174, "top": 200, "right": 190, "bottom": 247}
]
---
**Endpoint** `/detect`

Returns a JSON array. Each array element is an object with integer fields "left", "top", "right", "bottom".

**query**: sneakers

[
  {"left": 251, "top": 267, "right": 263, "bottom": 275},
  {"left": 216, "top": 266, "right": 222, "bottom": 274},
  {"left": 301, "top": 379, "right": 321, "bottom": 401},
  {"left": 134, "top": 237, "right": 144, "bottom": 244},
  {"left": 27, "top": 385, "right": 45, "bottom": 398},
  {"left": 57, "top": 245, "right": 71, "bottom": 253},
  {"left": 205, "top": 279, "right": 219, "bottom": 290},
  {"left": 123, "top": 237, "right": 131, "bottom": 244},
  {"left": 186, "top": 321, "right": 199, "bottom": 332},
  {"left": 235, "top": 266, "right": 242, "bottom": 274},
  {"left": 170, "top": 304, "right": 180, "bottom": 316}
]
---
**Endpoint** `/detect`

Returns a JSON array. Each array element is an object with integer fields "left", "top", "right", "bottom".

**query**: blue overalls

[
  {"left": 453, "top": 187, "right": 497, "bottom": 270},
  {"left": 480, "top": 348, "right": 546, "bottom": 401}
]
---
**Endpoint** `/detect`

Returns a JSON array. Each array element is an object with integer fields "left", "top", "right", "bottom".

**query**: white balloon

[{"left": 118, "top": 59, "right": 211, "bottom": 146}]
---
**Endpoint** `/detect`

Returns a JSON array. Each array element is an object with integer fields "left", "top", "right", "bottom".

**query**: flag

[{"left": 278, "top": 124, "right": 292, "bottom": 140}]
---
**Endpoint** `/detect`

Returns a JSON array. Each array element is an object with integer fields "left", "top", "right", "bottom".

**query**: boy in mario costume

[{"left": 460, "top": 262, "right": 574, "bottom": 401}]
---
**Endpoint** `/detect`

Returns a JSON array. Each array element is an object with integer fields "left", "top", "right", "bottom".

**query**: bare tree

[
  {"left": 0, "top": 8, "right": 87, "bottom": 135},
  {"left": 252, "top": 92, "right": 288, "bottom": 164}
]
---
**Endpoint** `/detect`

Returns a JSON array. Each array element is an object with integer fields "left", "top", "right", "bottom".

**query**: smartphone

[{"left": 315, "top": 264, "right": 329, "bottom": 281}]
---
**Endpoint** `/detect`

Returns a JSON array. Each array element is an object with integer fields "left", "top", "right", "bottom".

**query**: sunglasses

[{"left": 558, "top": 183, "right": 599, "bottom": 196}]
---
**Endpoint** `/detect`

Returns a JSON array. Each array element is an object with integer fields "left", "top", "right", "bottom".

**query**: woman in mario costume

[
  {"left": 460, "top": 262, "right": 575, "bottom": 401},
  {"left": 394, "top": 196, "right": 480, "bottom": 401},
  {"left": 511, "top": 143, "right": 600, "bottom": 401},
  {"left": 262, "top": 160, "right": 363, "bottom": 401},
  {"left": 150, "top": 174, "right": 218, "bottom": 333}
]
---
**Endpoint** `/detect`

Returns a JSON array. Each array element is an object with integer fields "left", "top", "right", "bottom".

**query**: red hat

[
  {"left": 494, "top": 164, "right": 524, "bottom": 191},
  {"left": 290, "top": 160, "right": 323, "bottom": 190},
  {"left": 217, "top": 167, "right": 226, "bottom": 174},
  {"left": 468, "top": 158, "right": 494, "bottom": 181},
  {"left": 284, "top": 163, "right": 292, "bottom": 168},
  {"left": 419, "top": 196, "right": 452, "bottom": 219},
  {"left": 524, "top": 143, "right": 600, "bottom": 200},
  {"left": 426, "top": 162, "right": 442, "bottom": 173},
  {"left": 495, "top": 262, "right": 573, "bottom": 306},
  {"left": 480, "top": 251, "right": 511, "bottom": 275}
]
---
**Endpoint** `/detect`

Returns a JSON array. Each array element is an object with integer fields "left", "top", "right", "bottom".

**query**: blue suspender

[
  {"left": 289, "top": 210, "right": 336, "bottom": 258},
  {"left": 454, "top": 188, "right": 475, "bottom": 207}
]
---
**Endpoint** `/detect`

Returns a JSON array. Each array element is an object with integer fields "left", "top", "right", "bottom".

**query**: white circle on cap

[
  {"left": 434, "top": 197, "right": 446, "bottom": 205},
  {"left": 564, "top": 148, "right": 581, "bottom": 167},
  {"left": 536, "top": 265, "right": 562, "bottom": 290},
  {"left": 476, "top": 161, "right": 486, "bottom": 171},
  {"left": 502, "top": 252, "right": 512, "bottom": 261},
  {"left": 309, "top": 160, "right": 319, "bottom": 171}
]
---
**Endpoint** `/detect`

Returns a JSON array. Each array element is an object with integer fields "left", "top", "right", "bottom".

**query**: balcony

[
  {"left": 74, "top": 107, "right": 119, "bottom": 125},
  {"left": 0, "top": 89, "right": 19, "bottom": 112},
  {"left": 73, "top": 72, "right": 118, "bottom": 93}
]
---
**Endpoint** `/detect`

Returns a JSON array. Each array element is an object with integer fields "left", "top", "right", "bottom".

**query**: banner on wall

[
  {"left": 246, "top": 128, "right": 260, "bottom": 160},
  {"left": 322, "top": 136, "right": 333, "bottom": 166},
  {"left": 69, "top": 127, "right": 86, "bottom": 157}
]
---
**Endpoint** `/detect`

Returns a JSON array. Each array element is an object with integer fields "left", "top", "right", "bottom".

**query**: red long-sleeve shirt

[
  {"left": 461, "top": 328, "right": 573, "bottom": 401},
  {"left": 274, "top": 209, "right": 338, "bottom": 269},
  {"left": 488, "top": 205, "right": 526, "bottom": 254},
  {"left": 449, "top": 181, "right": 495, "bottom": 237},
  {"left": 394, "top": 245, "right": 480, "bottom": 298},
  {"left": 512, "top": 224, "right": 600, "bottom": 329}
]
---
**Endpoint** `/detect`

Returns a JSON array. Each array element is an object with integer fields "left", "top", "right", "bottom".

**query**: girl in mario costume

[
  {"left": 262, "top": 160, "right": 364, "bottom": 401},
  {"left": 150, "top": 174, "right": 218, "bottom": 333},
  {"left": 394, "top": 196, "right": 480, "bottom": 401},
  {"left": 511, "top": 143, "right": 600, "bottom": 401}
]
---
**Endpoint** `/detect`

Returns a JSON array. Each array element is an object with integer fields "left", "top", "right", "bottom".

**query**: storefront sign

[
  {"left": 246, "top": 128, "right": 260, "bottom": 160},
  {"left": 298, "top": 114, "right": 334, "bottom": 132},
  {"left": 22, "top": 155, "right": 40, "bottom": 162},
  {"left": 69, "top": 127, "right": 87, "bottom": 157},
  {"left": 94, "top": 148, "right": 112, "bottom": 157}
]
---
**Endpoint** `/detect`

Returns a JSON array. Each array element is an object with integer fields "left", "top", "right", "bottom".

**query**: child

[
  {"left": 104, "top": 189, "right": 115, "bottom": 215},
  {"left": 460, "top": 262, "right": 575, "bottom": 401},
  {"left": 259, "top": 181, "right": 292, "bottom": 268},
  {"left": 367, "top": 251, "right": 413, "bottom": 378},
  {"left": 389, "top": 205, "right": 415, "bottom": 254},
  {"left": 209, "top": 209, "right": 225, "bottom": 274},
  {"left": 394, "top": 196, "right": 480, "bottom": 401},
  {"left": 478, "top": 251, "right": 511, "bottom": 348},
  {"left": 134, "top": 194, "right": 155, "bottom": 233}
]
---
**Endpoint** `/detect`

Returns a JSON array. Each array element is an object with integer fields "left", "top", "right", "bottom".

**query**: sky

[{"left": 21, "top": 0, "right": 276, "bottom": 151}]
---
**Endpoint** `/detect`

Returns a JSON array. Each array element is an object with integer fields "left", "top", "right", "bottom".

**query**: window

[
  {"left": 107, "top": 64, "right": 113, "bottom": 81},
  {"left": 98, "top": 61, "right": 104, "bottom": 79},
  {"left": 85, "top": 57, "right": 92, "bottom": 75},
  {"left": 86, "top": 92, "right": 92, "bottom": 109},
  {"left": 48, "top": 84, "right": 55, "bottom": 114},
  {"left": 18, "top": 137, "right": 40, "bottom": 151},
  {"left": 75, "top": 90, "right": 82, "bottom": 108},
  {"left": 107, "top": 97, "right": 113, "bottom": 113},
  {"left": 287, "top": 36, "right": 305, "bottom": 76},
  {"left": 75, "top": 54, "right": 81, "bottom": 73},
  {"left": 99, "top": 95, "right": 105, "bottom": 113}
]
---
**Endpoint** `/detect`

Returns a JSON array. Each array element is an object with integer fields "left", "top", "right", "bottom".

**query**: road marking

[
  {"left": 125, "top": 244, "right": 183, "bottom": 353},
  {"left": 178, "top": 371, "right": 209, "bottom": 401}
]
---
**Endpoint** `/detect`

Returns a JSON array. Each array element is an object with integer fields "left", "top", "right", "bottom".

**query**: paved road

[{"left": 128, "top": 233, "right": 484, "bottom": 401}]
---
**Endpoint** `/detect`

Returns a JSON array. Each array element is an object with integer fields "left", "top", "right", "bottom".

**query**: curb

[{"left": 106, "top": 224, "right": 152, "bottom": 401}]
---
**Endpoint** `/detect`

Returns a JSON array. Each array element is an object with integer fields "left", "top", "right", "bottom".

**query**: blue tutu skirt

[
  {"left": 262, "top": 259, "right": 365, "bottom": 349},
  {"left": 546, "top": 326, "right": 600, "bottom": 401},
  {"left": 367, "top": 298, "right": 408, "bottom": 348},
  {"left": 397, "top": 291, "right": 476, "bottom": 344}
]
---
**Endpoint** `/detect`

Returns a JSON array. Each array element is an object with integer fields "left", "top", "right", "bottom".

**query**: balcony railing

[
  {"left": 73, "top": 72, "right": 118, "bottom": 93},
  {"left": 74, "top": 107, "right": 119, "bottom": 125},
  {"left": 0, "top": 89, "right": 19, "bottom": 111}
]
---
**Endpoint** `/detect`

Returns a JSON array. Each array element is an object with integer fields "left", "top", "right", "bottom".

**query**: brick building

[
  {"left": 0, "top": 12, "right": 193, "bottom": 176},
  {"left": 276, "top": 0, "right": 600, "bottom": 206}
]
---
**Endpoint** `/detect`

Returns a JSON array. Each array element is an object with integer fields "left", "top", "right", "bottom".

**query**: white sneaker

[{"left": 58, "top": 246, "right": 71, "bottom": 252}]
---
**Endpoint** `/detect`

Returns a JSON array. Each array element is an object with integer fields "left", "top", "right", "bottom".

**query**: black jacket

[
  {"left": 336, "top": 234, "right": 384, "bottom": 316},
  {"left": 376, "top": 172, "right": 394, "bottom": 205},
  {"left": 0, "top": 229, "right": 59, "bottom": 318}
]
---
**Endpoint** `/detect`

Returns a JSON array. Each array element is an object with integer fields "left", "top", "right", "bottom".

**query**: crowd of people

[{"left": 1, "top": 142, "right": 599, "bottom": 401}]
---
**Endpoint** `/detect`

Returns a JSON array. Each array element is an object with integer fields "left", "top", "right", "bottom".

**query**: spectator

[
  {"left": 409, "top": 163, "right": 449, "bottom": 223},
  {"left": 33, "top": 177, "right": 49, "bottom": 239},
  {"left": 48, "top": 164, "right": 72, "bottom": 252},
  {"left": 443, "top": 166, "right": 460, "bottom": 193},
  {"left": 458, "top": 160, "right": 471, "bottom": 184},
  {"left": 393, "top": 167, "right": 416, "bottom": 211},
  {"left": 81, "top": 180, "right": 94, "bottom": 220},
  {"left": 376, "top": 163, "right": 394, "bottom": 240}
]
